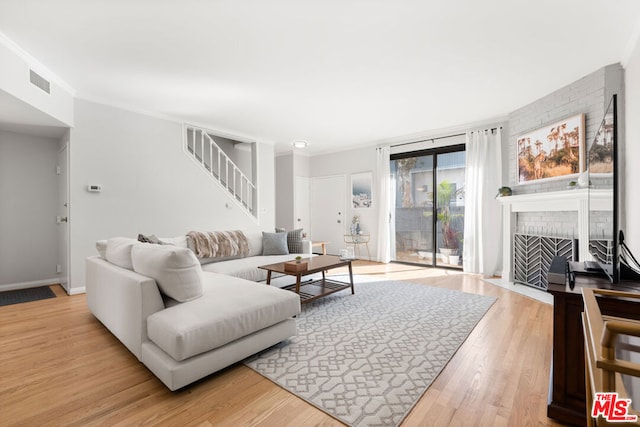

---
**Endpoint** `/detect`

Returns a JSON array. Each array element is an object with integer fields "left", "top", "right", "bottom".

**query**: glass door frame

[{"left": 390, "top": 143, "right": 466, "bottom": 269}]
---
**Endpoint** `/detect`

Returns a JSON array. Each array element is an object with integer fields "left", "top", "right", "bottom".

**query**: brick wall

[
  {"left": 516, "top": 211, "right": 579, "bottom": 238},
  {"left": 507, "top": 63, "right": 623, "bottom": 234}
]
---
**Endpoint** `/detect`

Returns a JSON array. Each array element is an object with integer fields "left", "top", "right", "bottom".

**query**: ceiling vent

[{"left": 29, "top": 69, "right": 51, "bottom": 94}]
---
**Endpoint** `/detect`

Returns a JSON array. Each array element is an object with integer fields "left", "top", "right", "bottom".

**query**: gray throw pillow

[
  {"left": 138, "top": 233, "right": 161, "bottom": 244},
  {"left": 274, "top": 228, "right": 304, "bottom": 253},
  {"left": 287, "top": 228, "right": 304, "bottom": 253},
  {"left": 262, "top": 232, "right": 289, "bottom": 255}
]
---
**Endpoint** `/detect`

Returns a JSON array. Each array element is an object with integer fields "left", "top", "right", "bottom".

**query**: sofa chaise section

[
  {"left": 86, "top": 254, "right": 301, "bottom": 391},
  {"left": 146, "top": 273, "right": 300, "bottom": 362}
]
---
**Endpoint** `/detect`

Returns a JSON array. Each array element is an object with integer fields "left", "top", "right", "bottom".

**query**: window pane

[
  {"left": 435, "top": 151, "right": 465, "bottom": 268},
  {"left": 391, "top": 155, "right": 434, "bottom": 265},
  {"left": 390, "top": 148, "right": 465, "bottom": 269}
]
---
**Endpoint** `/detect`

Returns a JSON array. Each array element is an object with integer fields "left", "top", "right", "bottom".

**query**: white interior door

[
  {"left": 310, "top": 175, "right": 346, "bottom": 255},
  {"left": 57, "top": 144, "right": 69, "bottom": 291}
]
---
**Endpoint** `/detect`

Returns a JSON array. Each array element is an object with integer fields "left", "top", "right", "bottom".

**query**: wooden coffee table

[{"left": 258, "top": 255, "right": 354, "bottom": 304}]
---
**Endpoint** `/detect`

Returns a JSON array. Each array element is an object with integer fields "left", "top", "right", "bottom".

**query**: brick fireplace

[{"left": 499, "top": 188, "right": 612, "bottom": 286}]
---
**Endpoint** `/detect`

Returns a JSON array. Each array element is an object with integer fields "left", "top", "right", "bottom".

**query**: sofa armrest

[{"left": 86, "top": 256, "right": 165, "bottom": 360}]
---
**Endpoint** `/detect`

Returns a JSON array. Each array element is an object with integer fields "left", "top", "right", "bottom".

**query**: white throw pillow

[
  {"left": 159, "top": 235, "right": 188, "bottom": 248},
  {"left": 105, "top": 237, "right": 138, "bottom": 270},
  {"left": 131, "top": 244, "right": 203, "bottom": 302},
  {"left": 245, "top": 231, "right": 263, "bottom": 257},
  {"left": 96, "top": 240, "right": 108, "bottom": 258}
]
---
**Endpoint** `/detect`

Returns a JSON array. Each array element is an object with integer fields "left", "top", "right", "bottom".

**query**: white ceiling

[{"left": 1, "top": 0, "right": 639, "bottom": 153}]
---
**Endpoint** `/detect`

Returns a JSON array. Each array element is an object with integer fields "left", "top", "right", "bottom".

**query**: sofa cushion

[
  {"left": 245, "top": 231, "right": 263, "bottom": 257},
  {"left": 201, "top": 253, "right": 314, "bottom": 281},
  {"left": 131, "top": 244, "right": 203, "bottom": 302},
  {"left": 185, "top": 235, "right": 245, "bottom": 265},
  {"left": 96, "top": 240, "right": 108, "bottom": 258},
  {"left": 288, "top": 228, "right": 304, "bottom": 253},
  {"left": 262, "top": 232, "right": 289, "bottom": 255},
  {"left": 159, "top": 235, "right": 188, "bottom": 248},
  {"left": 105, "top": 237, "right": 138, "bottom": 270},
  {"left": 276, "top": 228, "right": 304, "bottom": 253},
  {"left": 138, "top": 233, "right": 161, "bottom": 244},
  {"left": 146, "top": 273, "right": 300, "bottom": 361},
  {"left": 186, "top": 230, "right": 250, "bottom": 259}
]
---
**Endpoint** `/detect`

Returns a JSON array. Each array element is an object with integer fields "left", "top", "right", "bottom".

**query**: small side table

[
  {"left": 344, "top": 234, "right": 370, "bottom": 260},
  {"left": 311, "top": 241, "right": 329, "bottom": 255}
]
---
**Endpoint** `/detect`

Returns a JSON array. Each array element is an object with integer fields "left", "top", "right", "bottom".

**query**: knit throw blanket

[{"left": 186, "top": 230, "right": 250, "bottom": 259}]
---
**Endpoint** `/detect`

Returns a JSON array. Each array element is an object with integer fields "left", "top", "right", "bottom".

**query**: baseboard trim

[
  {"left": 68, "top": 286, "right": 86, "bottom": 295},
  {"left": 0, "top": 278, "right": 61, "bottom": 292}
]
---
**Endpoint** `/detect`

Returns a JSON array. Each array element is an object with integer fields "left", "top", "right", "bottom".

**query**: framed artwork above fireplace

[{"left": 516, "top": 113, "right": 585, "bottom": 184}]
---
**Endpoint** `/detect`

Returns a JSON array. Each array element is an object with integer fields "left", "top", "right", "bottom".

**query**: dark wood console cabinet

[{"left": 547, "top": 273, "right": 640, "bottom": 426}]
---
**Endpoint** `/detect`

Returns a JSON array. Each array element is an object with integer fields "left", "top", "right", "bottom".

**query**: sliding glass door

[{"left": 390, "top": 145, "right": 465, "bottom": 268}]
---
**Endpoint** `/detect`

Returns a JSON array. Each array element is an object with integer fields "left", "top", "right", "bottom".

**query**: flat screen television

[
  {"left": 586, "top": 94, "right": 640, "bottom": 283},
  {"left": 587, "top": 94, "right": 618, "bottom": 282}
]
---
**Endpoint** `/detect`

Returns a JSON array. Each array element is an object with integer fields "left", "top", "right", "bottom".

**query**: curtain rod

[{"left": 390, "top": 126, "right": 503, "bottom": 148}]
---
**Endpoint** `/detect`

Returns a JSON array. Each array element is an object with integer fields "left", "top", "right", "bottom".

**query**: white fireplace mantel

[{"left": 498, "top": 188, "right": 612, "bottom": 280}]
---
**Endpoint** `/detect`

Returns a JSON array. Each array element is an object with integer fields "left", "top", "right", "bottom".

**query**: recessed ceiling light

[{"left": 292, "top": 140, "right": 308, "bottom": 149}]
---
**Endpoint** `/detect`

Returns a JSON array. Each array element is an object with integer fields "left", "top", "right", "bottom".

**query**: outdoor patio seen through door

[{"left": 390, "top": 145, "right": 465, "bottom": 268}]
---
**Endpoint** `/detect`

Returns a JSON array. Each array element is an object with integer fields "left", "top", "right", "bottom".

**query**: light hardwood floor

[{"left": 0, "top": 262, "right": 564, "bottom": 426}]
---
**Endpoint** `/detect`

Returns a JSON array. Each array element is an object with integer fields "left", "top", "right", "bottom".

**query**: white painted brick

[{"left": 511, "top": 64, "right": 623, "bottom": 235}]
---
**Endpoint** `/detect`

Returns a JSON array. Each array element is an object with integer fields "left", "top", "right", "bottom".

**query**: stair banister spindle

[
  {"left": 240, "top": 175, "right": 244, "bottom": 206},
  {"left": 195, "top": 129, "right": 198, "bottom": 159},
  {"left": 196, "top": 129, "right": 201, "bottom": 160},
  {"left": 233, "top": 165, "right": 237, "bottom": 199},
  {"left": 201, "top": 131, "right": 205, "bottom": 164},
  {"left": 208, "top": 135, "right": 213, "bottom": 176},
  {"left": 193, "top": 129, "right": 198, "bottom": 159},
  {"left": 221, "top": 154, "right": 225, "bottom": 187},
  {"left": 225, "top": 157, "right": 229, "bottom": 190},
  {"left": 217, "top": 149, "right": 221, "bottom": 184}
]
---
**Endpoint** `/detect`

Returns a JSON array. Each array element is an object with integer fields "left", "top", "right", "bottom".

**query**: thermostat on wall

[{"left": 87, "top": 184, "right": 102, "bottom": 192}]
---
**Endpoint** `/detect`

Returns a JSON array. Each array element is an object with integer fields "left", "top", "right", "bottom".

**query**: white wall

[
  {"left": 0, "top": 130, "right": 59, "bottom": 287},
  {"left": 293, "top": 153, "right": 311, "bottom": 232},
  {"left": 294, "top": 152, "right": 311, "bottom": 178},
  {"left": 68, "top": 99, "right": 275, "bottom": 293},
  {"left": 275, "top": 153, "right": 294, "bottom": 230},
  {"left": 625, "top": 35, "right": 640, "bottom": 257},
  {"left": 310, "top": 147, "right": 379, "bottom": 259},
  {"left": 275, "top": 152, "right": 312, "bottom": 231}
]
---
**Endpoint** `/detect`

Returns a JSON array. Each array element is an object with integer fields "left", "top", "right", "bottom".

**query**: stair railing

[{"left": 183, "top": 125, "right": 257, "bottom": 218}]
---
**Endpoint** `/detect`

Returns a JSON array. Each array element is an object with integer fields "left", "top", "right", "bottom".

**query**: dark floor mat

[{"left": 0, "top": 286, "right": 56, "bottom": 307}]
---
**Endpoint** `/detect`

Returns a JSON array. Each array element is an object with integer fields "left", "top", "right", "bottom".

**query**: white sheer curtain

[
  {"left": 376, "top": 146, "right": 391, "bottom": 263},
  {"left": 463, "top": 129, "right": 502, "bottom": 275}
]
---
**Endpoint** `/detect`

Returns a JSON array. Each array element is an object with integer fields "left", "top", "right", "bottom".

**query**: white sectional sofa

[{"left": 86, "top": 230, "right": 312, "bottom": 390}]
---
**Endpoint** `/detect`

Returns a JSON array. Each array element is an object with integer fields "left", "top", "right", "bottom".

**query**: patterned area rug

[
  {"left": 244, "top": 280, "right": 496, "bottom": 427},
  {"left": 0, "top": 286, "right": 56, "bottom": 307}
]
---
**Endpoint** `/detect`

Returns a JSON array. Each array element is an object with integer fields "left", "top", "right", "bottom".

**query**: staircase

[{"left": 184, "top": 125, "right": 257, "bottom": 218}]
